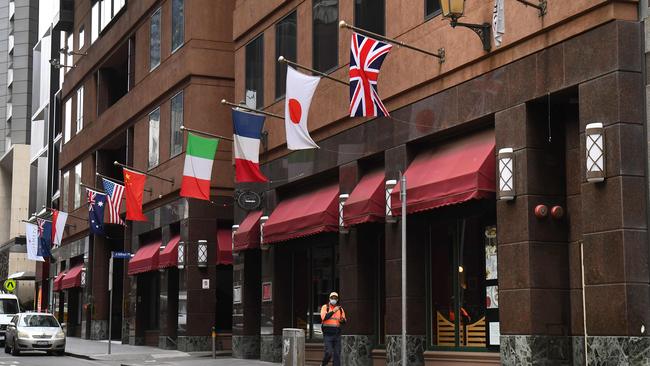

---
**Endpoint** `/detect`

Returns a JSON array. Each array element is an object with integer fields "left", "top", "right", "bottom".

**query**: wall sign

[
  {"left": 262, "top": 282, "right": 272, "bottom": 302},
  {"left": 233, "top": 285, "right": 242, "bottom": 304},
  {"left": 202, "top": 279, "right": 210, "bottom": 290},
  {"left": 235, "top": 190, "right": 262, "bottom": 210}
]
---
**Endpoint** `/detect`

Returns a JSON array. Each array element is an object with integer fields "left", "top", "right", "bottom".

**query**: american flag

[
  {"left": 349, "top": 33, "right": 393, "bottom": 117},
  {"left": 102, "top": 178, "right": 125, "bottom": 225}
]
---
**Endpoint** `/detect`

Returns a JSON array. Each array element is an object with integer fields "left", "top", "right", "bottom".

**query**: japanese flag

[{"left": 285, "top": 66, "right": 320, "bottom": 150}]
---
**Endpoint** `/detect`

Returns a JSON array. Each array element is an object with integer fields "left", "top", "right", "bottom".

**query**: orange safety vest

[{"left": 320, "top": 304, "right": 346, "bottom": 328}]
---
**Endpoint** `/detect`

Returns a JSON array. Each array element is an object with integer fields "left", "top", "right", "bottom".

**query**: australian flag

[
  {"left": 349, "top": 32, "right": 393, "bottom": 117},
  {"left": 36, "top": 218, "right": 52, "bottom": 257},
  {"left": 87, "top": 189, "right": 107, "bottom": 236}
]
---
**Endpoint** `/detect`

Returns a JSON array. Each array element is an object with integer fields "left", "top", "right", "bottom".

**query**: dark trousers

[{"left": 322, "top": 333, "right": 341, "bottom": 366}]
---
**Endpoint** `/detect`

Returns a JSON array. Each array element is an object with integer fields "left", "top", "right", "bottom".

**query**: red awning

[
  {"left": 343, "top": 169, "right": 385, "bottom": 226},
  {"left": 128, "top": 241, "right": 161, "bottom": 275},
  {"left": 233, "top": 211, "right": 263, "bottom": 251},
  {"left": 158, "top": 235, "right": 181, "bottom": 269},
  {"left": 264, "top": 184, "right": 339, "bottom": 244},
  {"left": 53, "top": 271, "right": 66, "bottom": 292},
  {"left": 61, "top": 265, "right": 83, "bottom": 290},
  {"left": 216, "top": 230, "right": 233, "bottom": 265},
  {"left": 392, "top": 129, "right": 496, "bottom": 215}
]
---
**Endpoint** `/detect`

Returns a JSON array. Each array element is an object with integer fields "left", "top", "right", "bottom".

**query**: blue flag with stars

[
  {"left": 87, "top": 189, "right": 107, "bottom": 236},
  {"left": 36, "top": 218, "right": 52, "bottom": 257}
]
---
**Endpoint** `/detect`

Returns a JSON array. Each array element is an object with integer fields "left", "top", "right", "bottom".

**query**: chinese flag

[{"left": 123, "top": 168, "right": 147, "bottom": 221}]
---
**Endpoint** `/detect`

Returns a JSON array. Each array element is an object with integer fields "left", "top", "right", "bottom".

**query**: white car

[
  {"left": 4, "top": 313, "right": 65, "bottom": 356},
  {"left": 0, "top": 294, "right": 20, "bottom": 345}
]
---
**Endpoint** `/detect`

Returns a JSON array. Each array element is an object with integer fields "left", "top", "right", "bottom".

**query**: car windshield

[
  {"left": 19, "top": 315, "right": 59, "bottom": 327},
  {"left": 0, "top": 299, "right": 18, "bottom": 315}
]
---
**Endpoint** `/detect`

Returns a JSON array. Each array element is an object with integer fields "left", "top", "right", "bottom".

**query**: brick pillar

[
  {"left": 383, "top": 145, "right": 426, "bottom": 366},
  {"left": 496, "top": 103, "right": 572, "bottom": 365},
  {"left": 578, "top": 71, "right": 650, "bottom": 363}
]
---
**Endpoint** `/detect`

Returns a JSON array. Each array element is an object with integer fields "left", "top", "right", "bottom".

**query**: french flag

[{"left": 232, "top": 109, "right": 268, "bottom": 182}]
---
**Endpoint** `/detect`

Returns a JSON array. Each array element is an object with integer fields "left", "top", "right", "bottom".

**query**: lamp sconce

[
  {"left": 439, "top": 0, "right": 492, "bottom": 51},
  {"left": 260, "top": 215, "right": 269, "bottom": 250},
  {"left": 385, "top": 180, "right": 398, "bottom": 223},
  {"left": 80, "top": 267, "right": 87, "bottom": 288},
  {"left": 585, "top": 123, "right": 605, "bottom": 183},
  {"left": 177, "top": 241, "right": 185, "bottom": 269},
  {"left": 231, "top": 225, "right": 239, "bottom": 251},
  {"left": 515, "top": 0, "right": 547, "bottom": 17},
  {"left": 197, "top": 240, "right": 208, "bottom": 268},
  {"left": 498, "top": 148, "right": 515, "bottom": 201},
  {"left": 339, "top": 194, "right": 349, "bottom": 234}
]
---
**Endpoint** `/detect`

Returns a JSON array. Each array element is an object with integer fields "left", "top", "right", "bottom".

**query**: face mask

[{"left": 329, "top": 299, "right": 338, "bottom": 305}]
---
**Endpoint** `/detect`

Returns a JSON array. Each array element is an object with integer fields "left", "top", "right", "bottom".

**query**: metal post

[
  {"left": 211, "top": 326, "right": 216, "bottom": 358},
  {"left": 400, "top": 173, "right": 407, "bottom": 366},
  {"left": 580, "top": 243, "right": 588, "bottom": 366},
  {"left": 108, "top": 254, "right": 113, "bottom": 355}
]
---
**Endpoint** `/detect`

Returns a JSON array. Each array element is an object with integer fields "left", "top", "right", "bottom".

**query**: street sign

[
  {"left": 4, "top": 279, "right": 16, "bottom": 293},
  {"left": 112, "top": 251, "right": 132, "bottom": 259}
]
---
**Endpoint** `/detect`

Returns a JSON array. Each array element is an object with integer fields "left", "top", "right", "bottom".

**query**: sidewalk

[{"left": 65, "top": 337, "right": 276, "bottom": 365}]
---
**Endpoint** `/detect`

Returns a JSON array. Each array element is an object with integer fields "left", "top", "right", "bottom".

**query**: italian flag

[{"left": 180, "top": 133, "right": 219, "bottom": 201}]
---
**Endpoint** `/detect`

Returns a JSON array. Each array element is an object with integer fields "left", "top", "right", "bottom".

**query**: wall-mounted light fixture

[
  {"left": 49, "top": 58, "right": 75, "bottom": 69},
  {"left": 339, "top": 194, "right": 349, "bottom": 234},
  {"left": 80, "top": 267, "right": 87, "bottom": 288},
  {"left": 197, "top": 240, "right": 208, "bottom": 268},
  {"left": 260, "top": 215, "right": 269, "bottom": 250},
  {"left": 177, "top": 241, "right": 185, "bottom": 269},
  {"left": 515, "top": 0, "right": 547, "bottom": 16},
  {"left": 585, "top": 123, "right": 605, "bottom": 183},
  {"left": 439, "top": 0, "right": 492, "bottom": 51},
  {"left": 498, "top": 148, "right": 515, "bottom": 201},
  {"left": 385, "top": 180, "right": 398, "bottom": 223},
  {"left": 231, "top": 225, "right": 239, "bottom": 251}
]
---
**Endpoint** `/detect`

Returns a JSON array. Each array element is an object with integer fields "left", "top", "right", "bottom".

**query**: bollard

[
  {"left": 282, "top": 328, "right": 305, "bottom": 366},
  {"left": 211, "top": 326, "right": 216, "bottom": 359}
]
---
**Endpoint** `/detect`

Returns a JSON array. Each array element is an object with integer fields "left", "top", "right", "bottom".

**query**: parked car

[
  {"left": 0, "top": 294, "right": 20, "bottom": 346},
  {"left": 4, "top": 313, "right": 65, "bottom": 356}
]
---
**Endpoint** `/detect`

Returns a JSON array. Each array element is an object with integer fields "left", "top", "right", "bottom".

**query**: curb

[{"left": 65, "top": 351, "right": 96, "bottom": 360}]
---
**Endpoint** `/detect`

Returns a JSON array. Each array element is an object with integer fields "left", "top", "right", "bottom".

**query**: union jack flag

[
  {"left": 349, "top": 33, "right": 393, "bottom": 117},
  {"left": 102, "top": 178, "right": 125, "bottom": 225}
]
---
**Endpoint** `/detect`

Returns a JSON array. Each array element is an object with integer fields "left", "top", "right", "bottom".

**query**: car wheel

[
  {"left": 56, "top": 350, "right": 65, "bottom": 356},
  {"left": 10, "top": 341, "right": 19, "bottom": 356}
]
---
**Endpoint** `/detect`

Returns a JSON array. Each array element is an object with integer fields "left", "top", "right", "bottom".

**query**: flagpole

[
  {"left": 96, "top": 173, "right": 153, "bottom": 193},
  {"left": 220, "top": 99, "right": 284, "bottom": 120},
  {"left": 339, "top": 21, "right": 445, "bottom": 63},
  {"left": 43, "top": 208, "right": 86, "bottom": 223},
  {"left": 21, "top": 219, "right": 75, "bottom": 228},
  {"left": 80, "top": 182, "right": 106, "bottom": 194},
  {"left": 180, "top": 126, "right": 234, "bottom": 141},
  {"left": 278, "top": 56, "right": 349, "bottom": 86},
  {"left": 113, "top": 161, "right": 174, "bottom": 184}
]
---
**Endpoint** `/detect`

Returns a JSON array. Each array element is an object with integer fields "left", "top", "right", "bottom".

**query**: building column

[
  {"left": 89, "top": 235, "right": 110, "bottom": 340},
  {"left": 383, "top": 145, "right": 426, "bottom": 366},
  {"left": 176, "top": 200, "right": 218, "bottom": 352},
  {"left": 496, "top": 103, "right": 573, "bottom": 364},
  {"left": 158, "top": 225, "right": 178, "bottom": 349},
  {"left": 232, "top": 249, "right": 261, "bottom": 359},
  {"left": 578, "top": 71, "right": 650, "bottom": 363}
]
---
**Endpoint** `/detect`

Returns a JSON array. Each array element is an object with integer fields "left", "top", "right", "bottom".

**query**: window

[
  {"left": 354, "top": 0, "right": 385, "bottom": 35},
  {"left": 148, "top": 108, "right": 160, "bottom": 168},
  {"left": 74, "top": 163, "right": 82, "bottom": 209},
  {"left": 170, "top": 92, "right": 183, "bottom": 157},
  {"left": 150, "top": 8, "right": 161, "bottom": 70},
  {"left": 291, "top": 243, "right": 338, "bottom": 341},
  {"left": 91, "top": 2, "right": 99, "bottom": 43},
  {"left": 275, "top": 12, "right": 297, "bottom": 99},
  {"left": 313, "top": 0, "right": 338, "bottom": 72},
  {"left": 245, "top": 35, "right": 264, "bottom": 108},
  {"left": 172, "top": 0, "right": 184, "bottom": 52},
  {"left": 101, "top": 0, "right": 111, "bottom": 30},
  {"left": 76, "top": 87, "right": 84, "bottom": 132},
  {"left": 78, "top": 26, "right": 85, "bottom": 49},
  {"left": 428, "top": 214, "right": 498, "bottom": 350},
  {"left": 62, "top": 171, "right": 69, "bottom": 212},
  {"left": 64, "top": 98, "right": 71, "bottom": 143},
  {"left": 66, "top": 33, "right": 73, "bottom": 68},
  {"left": 426, "top": 0, "right": 441, "bottom": 18}
]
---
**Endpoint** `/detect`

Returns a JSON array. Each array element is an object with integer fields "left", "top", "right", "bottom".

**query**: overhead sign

[
  {"left": 112, "top": 251, "right": 132, "bottom": 259},
  {"left": 4, "top": 279, "right": 16, "bottom": 293}
]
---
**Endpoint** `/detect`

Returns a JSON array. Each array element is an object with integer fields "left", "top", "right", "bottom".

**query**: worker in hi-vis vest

[{"left": 320, "top": 292, "right": 347, "bottom": 366}]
